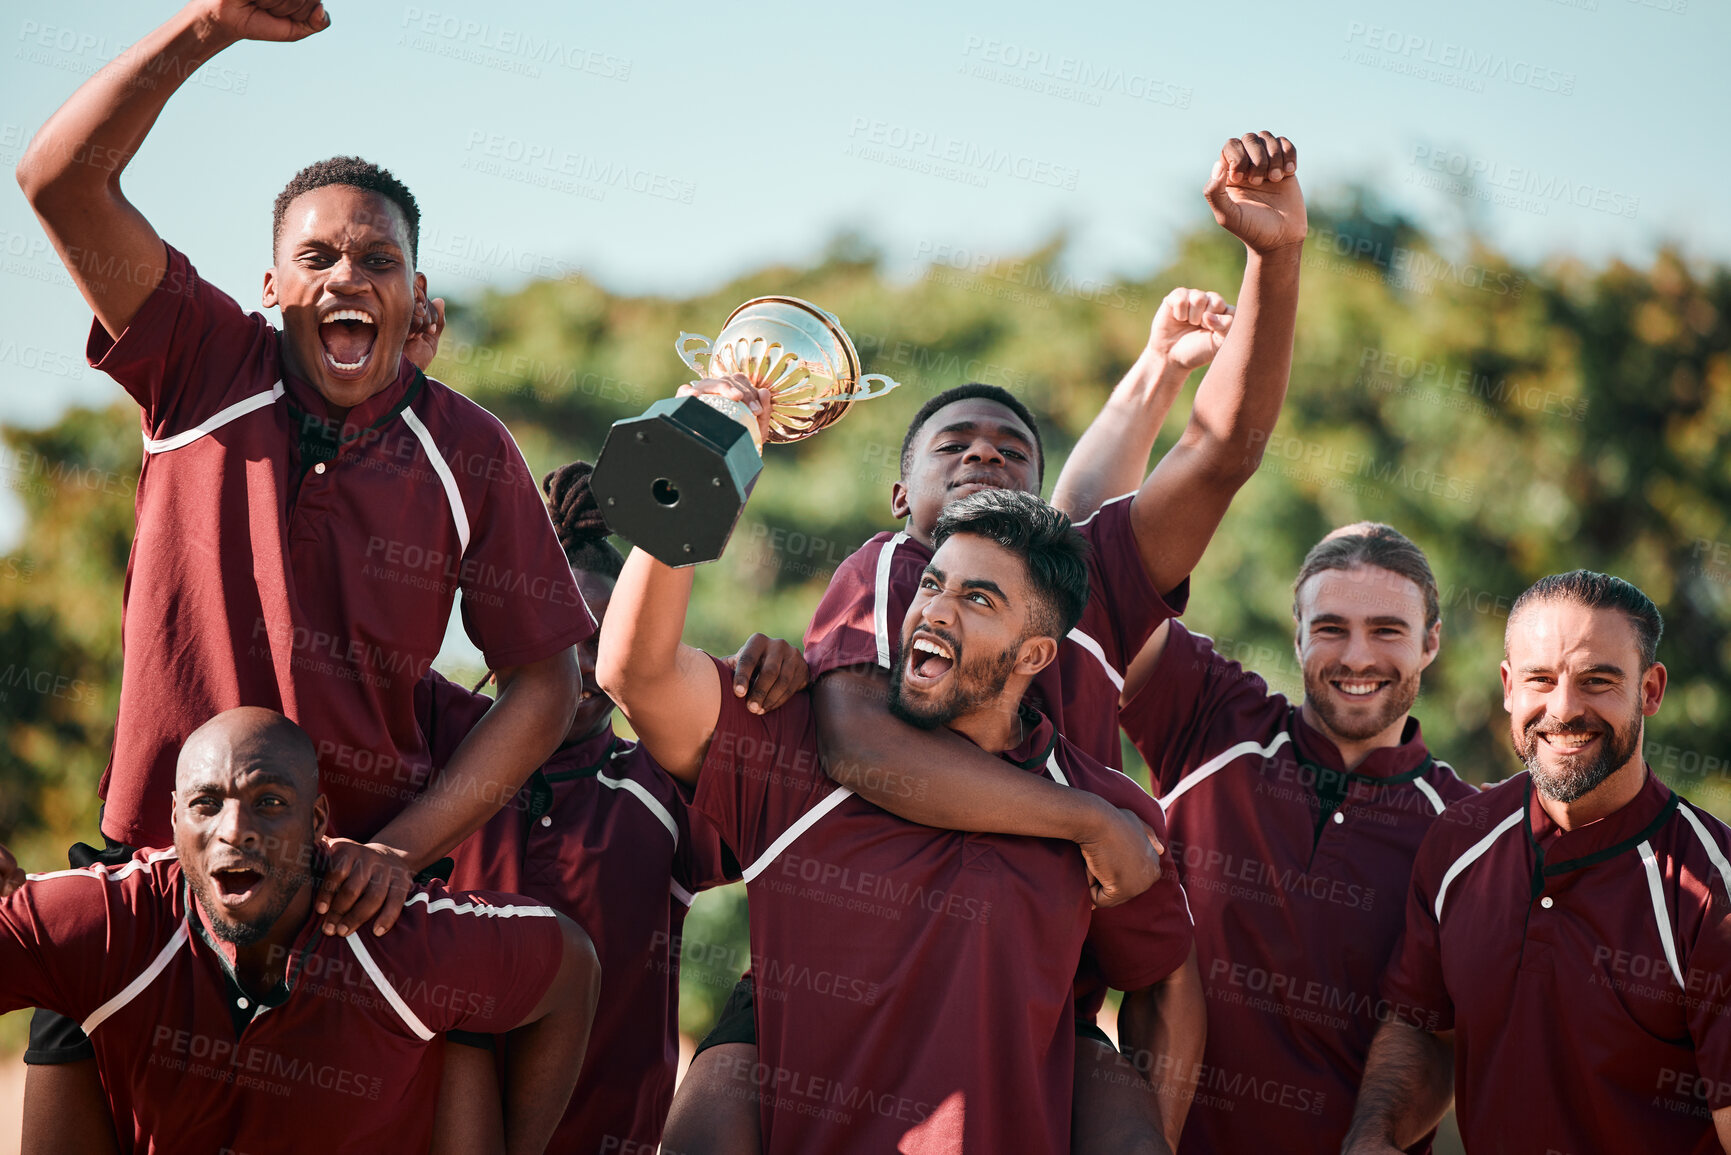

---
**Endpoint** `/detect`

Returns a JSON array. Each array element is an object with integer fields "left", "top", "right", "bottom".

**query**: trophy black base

[{"left": 590, "top": 396, "right": 762, "bottom": 567}]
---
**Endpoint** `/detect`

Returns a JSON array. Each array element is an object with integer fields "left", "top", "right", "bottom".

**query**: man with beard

[
  {"left": 598, "top": 487, "right": 1199, "bottom": 1155},
  {"left": 1104, "top": 523, "right": 1475, "bottom": 1153},
  {"left": 0, "top": 707, "right": 600, "bottom": 1153},
  {"left": 1346, "top": 571, "right": 1731, "bottom": 1155},
  {"left": 16, "top": 0, "right": 592, "bottom": 1136}
]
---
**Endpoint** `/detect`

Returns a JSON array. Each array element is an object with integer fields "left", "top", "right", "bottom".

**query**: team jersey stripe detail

[
  {"left": 670, "top": 879, "right": 696, "bottom": 907},
  {"left": 1044, "top": 751, "right": 1069, "bottom": 786},
  {"left": 401, "top": 406, "right": 471, "bottom": 556},
  {"left": 402, "top": 893, "right": 557, "bottom": 918},
  {"left": 598, "top": 771, "right": 679, "bottom": 846},
  {"left": 141, "top": 381, "right": 284, "bottom": 454},
  {"left": 344, "top": 933, "right": 435, "bottom": 1041},
  {"left": 82, "top": 916, "right": 189, "bottom": 1036},
  {"left": 1159, "top": 731, "right": 1292, "bottom": 812},
  {"left": 1434, "top": 808, "right": 1525, "bottom": 921},
  {"left": 1413, "top": 778, "right": 1446, "bottom": 814},
  {"left": 1070, "top": 491, "right": 1134, "bottom": 529},
  {"left": 1637, "top": 840, "right": 1685, "bottom": 989},
  {"left": 1065, "top": 627, "right": 1125, "bottom": 692},
  {"left": 873, "top": 533, "right": 909, "bottom": 669},
  {"left": 1677, "top": 804, "right": 1731, "bottom": 894},
  {"left": 26, "top": 848, "right": 178, "bottom": 884},
  {"left": 742, "top": 785, "right": 854, "bottom": 883}
]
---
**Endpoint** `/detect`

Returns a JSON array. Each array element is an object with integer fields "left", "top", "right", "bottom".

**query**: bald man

[{"left": 0, "top": 708, "right": 600, "bottom": 1154}]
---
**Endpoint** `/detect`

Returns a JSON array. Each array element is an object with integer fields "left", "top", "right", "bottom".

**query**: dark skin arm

[
  {"left": 816, "top": 669, "right": 1162, "bottom": 907},
  {"left": 0, "top": 842, "right": 22, "bottom": 897},
  {"left": 1341, "top": 1021, "right": 1455, "bottom": 1153},
  {"left": 316, "top": 648, "right": 580, "bottom": 936},
  {"left": 498, "top": 912, "right": 602, "bottom": 1155},
  {"left": 1117, "top": 948, "right": 1206, "bottom": 1151},
  {"left": 433, "top": 1040, "right": 505, "bottom": 1155}
]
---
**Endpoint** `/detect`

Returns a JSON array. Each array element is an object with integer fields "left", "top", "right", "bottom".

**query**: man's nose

[{"left": 962, "top": 438, "right": 1003, "bottom": 465}]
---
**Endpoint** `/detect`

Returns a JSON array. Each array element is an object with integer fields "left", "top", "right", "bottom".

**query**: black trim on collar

[
  {"left": 286, "top": 368, "right": 426, "bottom": 485},
  {"left": 1006, "top": 708, "right": 1061, "bottom": 772},
  {"left": 542, "top": 736, "right": 624, "bottom": 783},
  {"left": 184, "top": 879, "right": 320, "bottom": 1038},
  {"left": 1290, "top": 716, "right": 1434, "bottom": 846},
  {"left": 1522, "top": 777, "right": 1681, "bottom": 900}
]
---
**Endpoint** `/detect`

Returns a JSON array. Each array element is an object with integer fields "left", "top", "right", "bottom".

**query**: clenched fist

[{"left": 1204, "top": 131, "right": 1306, "bottom": 255}]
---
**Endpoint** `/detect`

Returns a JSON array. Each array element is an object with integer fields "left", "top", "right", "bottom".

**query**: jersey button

[
  {"left": 1540, "top": 896, "right": 1554, "bottom": 909},
  {"left": 236, "top": 997, "right": 250, "bottom": 1010},
  {"left": 540, "top": 815, "right": 552, "bottom": 828},
  {"left": 1332, "top": 811, "right": 1345, "bottom": 825},
  {"left": 314, "top": 462, "right": 327, "bottom": 474}
]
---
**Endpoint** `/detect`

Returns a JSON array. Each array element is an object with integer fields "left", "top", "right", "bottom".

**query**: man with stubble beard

[{"left": 1347, "top": 571, "right": 1731, "bottom": 1155}]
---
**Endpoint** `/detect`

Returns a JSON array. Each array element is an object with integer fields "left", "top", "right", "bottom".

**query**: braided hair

[{"left": 543, "top": 461, "right": 625, "bottom": 580}]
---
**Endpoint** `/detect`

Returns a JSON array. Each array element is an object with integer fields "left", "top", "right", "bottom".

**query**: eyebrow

[
  {"left": 1309, "top": 613, "right": 1413, "bottom": 627},
  {"left": 931, "top": 420, "right": 1033, "bottom": 448},
  {"left": 1516, "top": 663, "right": 1626, "bottom": 677}
]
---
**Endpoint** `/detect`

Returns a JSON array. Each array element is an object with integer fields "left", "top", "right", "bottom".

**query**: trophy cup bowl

[{"left": 590, "top": 297, "right": 899, "bottom": 566}]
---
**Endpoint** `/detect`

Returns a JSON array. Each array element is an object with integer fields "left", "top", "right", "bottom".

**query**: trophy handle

[
  {"left": 676, "top": 333, "right": 713, "bottom": 378},
  {"left": 851, "top": 373, "right": 901, "bottom": 401}
]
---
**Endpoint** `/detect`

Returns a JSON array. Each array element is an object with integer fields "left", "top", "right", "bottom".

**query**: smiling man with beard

[
  {"left": 0, "top": 707, "right": 600, "bottom": 1153},
  {"left": 599, "top": 486, "right": 1199, "bottom": 1155},
  {"left": 1098, "top": 522, "right": 1475, "bottom": 1154},
  {"left": 1347, "top": 570, "right": 1731, "bottom": 1155}
]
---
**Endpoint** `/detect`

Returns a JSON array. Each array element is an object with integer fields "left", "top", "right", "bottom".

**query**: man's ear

[
  {"left": 312, "top": 794, "right": 330, "bottom": 841},
  {"left": 262, "top": 266, "right": 278, "bottom": 310},
  {"left": 890, "top": 480, "right": 910, "bottom": 521},
  {"left": 1418, "top": 620, "right": 1442, "bottom": 671},
  {"left": 1641, "top": 661, "right": 1668, "bottom": 717},
  {"left": 1016, "top": 634, "right": 1059, "bottom": 677},
  {"left": 1499, "top": 659, "right": 1514, "bottom": 713}
]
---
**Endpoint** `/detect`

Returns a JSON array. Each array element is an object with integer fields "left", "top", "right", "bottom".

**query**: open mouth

[
  {"left": 1331, "top": 678, "right": 1391, "bottom": 701},
  {"left": 1537, "top": 730, "right": 1601, "bottom": 757},
  {"left": 210, "top": 865, "right": 265, "bottom": 905},
  {"left": 317, "top": 307, "right": 379, "bottom": 377},
  {"left": 904, "top": 633, "right": 957, "bottom": 687}
]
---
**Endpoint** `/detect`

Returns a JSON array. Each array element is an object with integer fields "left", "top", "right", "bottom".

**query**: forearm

[
  {"left": 1051, "top": 352, "right": 1189, "bottom": 520},
  {"left": 1119, "top": 951, "right": 1206, "bottom": 1150},
  {"left": 814, "top": 673, "right": 1106, "bottom": 841},
  {"left": 1343, "top": 1022, "right": 1454, "bottom": 1151},
  {"left": 18, "top": 7, "right": 227, "bottom": 201},
  {"left": 373, "top": 653, "right": 578, "bottom": 870},
  {"left": 1181, "top": 247, "right": 1300, "bottom": 476}
]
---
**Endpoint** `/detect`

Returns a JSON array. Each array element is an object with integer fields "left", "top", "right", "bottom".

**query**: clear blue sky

[{"left": 0, "top": 0, "right": 1723, "bottom": 498}]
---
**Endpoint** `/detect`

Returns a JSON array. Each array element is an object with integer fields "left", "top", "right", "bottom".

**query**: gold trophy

[{"left": 590, "top": 297, "right": 900, "bottom": 566}]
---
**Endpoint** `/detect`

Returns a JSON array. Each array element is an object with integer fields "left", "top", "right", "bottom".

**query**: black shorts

[
  {"left": 24, "top": 839, "right": 136, "bottom": 1066},
  {"left": 691, "top": 974, "right": 1117, "bottom": 1054}
]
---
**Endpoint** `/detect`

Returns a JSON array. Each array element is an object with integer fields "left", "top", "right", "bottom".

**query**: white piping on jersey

[
  {"left": 26, "top": 848, "right": 178, "bottom": 884},
  {"left": 1636, "top": 840, "right": 1685, "bottom": 989},
  {"left": 1413, "top": 778, "right": 1446, "bottom": 815},
  {"left": 1159, "top": 732, "right": 1292, "bottom": 813},
  {"left": 400, "top": 406, "right": 471, "bottom": 556},
  {"left": 402, "top": 893, "right": 557, "bottom": 918},
  {"left": 1676, "top": 804, "right": 1731, "bottom": 894},
  {"left": 82, "top": 916, "right": 190, "bottom": 1036},
  {"left": 1434, "top": 808, "right": 1525, "bottom": 922},
  {"left": 873, "top": 532, "right": 910, "bottom": 669},
  {"left": 741, "top": 786, "right": 855, "bottom": 883},
  {"left": 1064, "top": 627, "right": 1124, "bottom": 692},
  {"left": 1069, "top": 491, "right": 1134, "bottom": 530},
  {"left": 140, "top": 381, "right": 285, "bottom": 454},
  {"left": 597, "top": 771, "right": 679, "bottom": 847},
  {"left": 344, "top": 933, "right": 435, "bottom": 1041},
  {"left": 670, "top": 879, "right": 696, "bottom": 907},
  {"left": 1044, "top": 751, "right": 1069, "bottom": 786}
]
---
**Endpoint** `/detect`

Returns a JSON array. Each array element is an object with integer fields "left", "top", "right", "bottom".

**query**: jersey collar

[
  {"left": 1524, "top": 765, "right": 1676, "bottom": 870},
  {"left": 1291, "top": 711, "right": 1432, "bottom": 781}
]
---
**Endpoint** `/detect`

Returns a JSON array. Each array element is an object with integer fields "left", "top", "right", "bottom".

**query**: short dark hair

[
  {"left": 1508, "top": 570, "right": 1663, "bottom": 668},
  {"left": 543, "top": 462, "right": 624, "bottom": 580},
  {"left": 931, "top": 488, "right": 1088, "bottom": 639},
  {"left": 273, "top": 156, "right": 420, "bottom": 263},
  {"left": 1294, "top": 522, "right": 1440, "bottom": 631},
  {"left": 899, "top": 383, "right": 1045, "bottom": 483}
]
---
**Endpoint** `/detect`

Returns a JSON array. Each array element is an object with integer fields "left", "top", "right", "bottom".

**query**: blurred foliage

[{"left": 3, "top": 191, "right": 1729, "bottom": 1046}]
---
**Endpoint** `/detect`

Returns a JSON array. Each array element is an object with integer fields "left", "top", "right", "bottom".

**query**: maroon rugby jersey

[
  {"left": 802, "top": 493, "right": 1185, "bottom": 770},
  {"left": 0, "top": 848, "right": 562, "bottom": 1153},
  {"left": 88, "top": 246, "right": 593, "bottom": 847},
  {"left": 425, "top": 672, "right": 734, "bottom": 1154},
  {"left": 691, "top": 657, "right": 1190, "bottom": 1155},
  {"left": 1383, "top": 769, "right": 1731, "bottom": 1155},
  {"left": 1121, "top": 622, "right": 1476, "bottom": 1153}
]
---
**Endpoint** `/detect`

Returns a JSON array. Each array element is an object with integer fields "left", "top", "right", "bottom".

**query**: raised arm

[
  {"left": 1341, "top": 1021, "right": 1455, "bottom": 1154},
  {"left": 815, "top": 669, "right": 1162, "bottom": 907},
  {"left": 1117, "top": 948, "right": 1206, "bottom": 1151},
  {"left": 595, "top": 547, "right": 725, "bottom": 785},
  {"left": 1129, "top": 131, "right": 1306, "bottom": 594},
  {"left": 1050, "top": 288, "right": 1233, "bottom": 521},
  {"left": 15, "top": 1, "right": 329, "bottom": 337}
]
